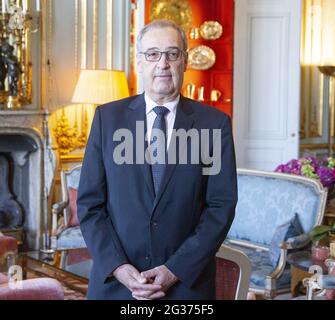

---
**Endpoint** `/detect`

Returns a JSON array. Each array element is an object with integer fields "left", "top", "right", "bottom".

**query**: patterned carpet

[
  {"left": 62, "top": 286, "right": 87, "bottom": 300},
  {"left": 26, "top": 271, "right": 87, "bottom": 300}
]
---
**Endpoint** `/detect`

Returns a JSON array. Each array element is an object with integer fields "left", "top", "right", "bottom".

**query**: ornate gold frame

[
  {"left": 0, "top": 1, "right": 37, "bottom": 108},
  {"left": 300, "top": 65, "right": 324, "bottom": 139}
]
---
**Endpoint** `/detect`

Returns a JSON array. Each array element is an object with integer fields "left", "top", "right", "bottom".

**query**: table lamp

[
  {"left": 72, "top": 69, "right": 129, "bottom": 105},
  {"left": 70, "top": 69, "right": 129, "bottom": 144}
]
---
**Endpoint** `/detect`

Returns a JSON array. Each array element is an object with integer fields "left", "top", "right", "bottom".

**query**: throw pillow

[
  {"left": 67, "top": 187, "right": 79, "bottom": 227},
  {"left": 269, "top": 213, "right": 304, "bottom": 268}
]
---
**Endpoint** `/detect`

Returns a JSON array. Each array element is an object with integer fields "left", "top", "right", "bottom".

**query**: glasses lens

[
  {"left": 167, "top": 49, "right": 181, "bottom": 61},
  {"left": 145, "top": 51, "right": 161, "bottom": 61}
]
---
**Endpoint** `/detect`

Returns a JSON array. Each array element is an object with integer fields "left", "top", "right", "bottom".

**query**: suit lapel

[
  {"left": 151, "top": 96, "right": 195, "bottom": 214},
  {"left": 127, "top": 94, "right": 155, "bottom": 200}
]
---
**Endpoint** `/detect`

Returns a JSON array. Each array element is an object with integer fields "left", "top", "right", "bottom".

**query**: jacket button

[
  {"left": 152, "top": 221, "right": 158, "bottom": 226},
  {"left": 145, "top": 254, "right": 150, "bottom": 260}
]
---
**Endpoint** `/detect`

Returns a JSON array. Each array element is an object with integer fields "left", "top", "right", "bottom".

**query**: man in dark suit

[{"left": 77, "top": 19, "right": 237, "bottom": 300}]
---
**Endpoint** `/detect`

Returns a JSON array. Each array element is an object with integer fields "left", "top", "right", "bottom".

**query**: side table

[{"left": 287, "top": 250, "right": 327, "bottom": 298}]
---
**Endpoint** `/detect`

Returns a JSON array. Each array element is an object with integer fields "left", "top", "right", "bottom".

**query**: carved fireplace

[{"left": 0, "top": 110, "right": 56, "bottom": 250}]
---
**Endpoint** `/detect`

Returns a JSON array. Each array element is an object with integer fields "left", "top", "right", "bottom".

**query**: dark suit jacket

[{"left": 77, "top": 93, "right": 237, "bottom": 300}]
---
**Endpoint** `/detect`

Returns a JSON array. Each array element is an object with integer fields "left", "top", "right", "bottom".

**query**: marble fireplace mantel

[{"left": 0, "top": 110, "right": 57, "bottom": 250}]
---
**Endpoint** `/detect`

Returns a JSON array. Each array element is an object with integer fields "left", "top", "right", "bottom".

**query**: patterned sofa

[
  {"left": 0, "top": 274, "right": 64, "bottom": 300},
  {"left": 225, "top": 168, "right": 327, "bottom": 299}
]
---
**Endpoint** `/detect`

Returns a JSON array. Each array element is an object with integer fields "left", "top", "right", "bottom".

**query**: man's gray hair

[{"left": 136, "top": 19, "right": 188, "bottom": 52}]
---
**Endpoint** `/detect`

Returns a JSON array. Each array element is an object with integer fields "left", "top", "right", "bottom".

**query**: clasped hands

[{"left": 112, "top": 264, "right": 178, "bottom": 300}]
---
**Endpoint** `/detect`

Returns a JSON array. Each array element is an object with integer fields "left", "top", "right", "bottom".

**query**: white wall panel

[{"left": 234, "top": 0, "right": 302, "bottom": 171}]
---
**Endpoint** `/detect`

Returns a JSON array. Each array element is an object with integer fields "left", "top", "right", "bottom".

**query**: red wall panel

[{"left": 144, "top": 0, "right": 234, "bottom": 118}]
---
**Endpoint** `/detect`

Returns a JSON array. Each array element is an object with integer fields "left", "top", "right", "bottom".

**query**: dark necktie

[{"left": 150, "top": 106, "right": 170, "bottom": 195}]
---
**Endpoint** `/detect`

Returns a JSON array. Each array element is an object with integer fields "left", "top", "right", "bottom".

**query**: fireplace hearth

[
  {"left": 0, "top": 155, "right": 24, "bottom": 230},
  {"left": 0, "top": 110, "right": 56, "bottom": 250}
]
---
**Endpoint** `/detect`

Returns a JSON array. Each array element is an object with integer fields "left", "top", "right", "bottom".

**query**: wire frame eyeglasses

[{"left": 138, "top": 49, "right": 185, "bottom": 62}]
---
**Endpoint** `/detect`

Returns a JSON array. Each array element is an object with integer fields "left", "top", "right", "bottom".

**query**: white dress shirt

[{"left": 145, "top": 93, "right": 179, "bottom": 149}]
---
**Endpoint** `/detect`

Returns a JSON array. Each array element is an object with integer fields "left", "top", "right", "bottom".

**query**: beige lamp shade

[{"left": 72, "top": 69, "right": 130, "bottom": 104}]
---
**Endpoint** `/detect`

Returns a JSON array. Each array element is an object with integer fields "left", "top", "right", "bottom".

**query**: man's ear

[
  {"left": 136, "top": 54, "right": 143, "bottom": 73},
  {"left": 183, "top": 52, "right": 188, "bottom": 72}
]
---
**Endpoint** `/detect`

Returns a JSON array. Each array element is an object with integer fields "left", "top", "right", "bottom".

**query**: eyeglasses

[{"left": 139, "top": 48, "right": 185, "bottom": 62}]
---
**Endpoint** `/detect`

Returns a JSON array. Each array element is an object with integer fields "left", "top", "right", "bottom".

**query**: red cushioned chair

[
  {"left": 216, "top": 244, "right": 252, "bottom": 300},
  {"left": 0, "top": 234, "right": 18, "bottom": 273},
  {"left": 0, "top": 235, "right": 64, "bottom": 300}
]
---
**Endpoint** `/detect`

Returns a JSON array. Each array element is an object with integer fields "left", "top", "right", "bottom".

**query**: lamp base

[{"left": 318, "top": 66, "right": 335, "bottom": 77}]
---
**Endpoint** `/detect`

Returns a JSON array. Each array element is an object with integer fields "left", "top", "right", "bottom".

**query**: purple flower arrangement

[{"left": 275, "top": 156, "right": 335, "bottom": 189}]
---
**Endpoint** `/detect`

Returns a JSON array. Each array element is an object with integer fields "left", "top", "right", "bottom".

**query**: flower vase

[{"left": 325, "top": 259, "right": 335, "bottom": 300}]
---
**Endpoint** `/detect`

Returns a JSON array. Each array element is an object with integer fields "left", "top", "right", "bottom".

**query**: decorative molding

[
  {"left": 316, "top": 71, "right": 324, "bottom": 137},
  {"left": 330, "top": 76, "right": 335, "bottom": 137},
  {"left": 43, "top": 0, "right": 53, "bottom": 112},
  {"left": 106, "top": 0, "right": 113, "bottom": 69},
  {"left": 60, "top": 154, "right": 84, "bottom": 163},
  {"left": 93, "top": 0, "right": 98, "bottom": 69},
  {"left": 41, "top": 0, "right": 47, "bottom": 110},
  {"left": 80, "top": 0, "right": 87, "bottom": 69},
  {"left": 246, "top": 13, "right": 289, "bottom": 140},
  {"left": 75, "top": 0, "right": 79, "bottom": 79},
  {"left": 300, "top": 143, "right": 335, "bottom": 150},
  {"left": 245, "top": 147, "right": 284, "bottom": 170},
  {"left": 301, "top": 66, "right": 324, "bottom": 139},
  {"left": 47, "top": 0, "right": 53, "bottom": 112},
  {"left": 124, "top": 0, "right": 131, "bottom": 77}
]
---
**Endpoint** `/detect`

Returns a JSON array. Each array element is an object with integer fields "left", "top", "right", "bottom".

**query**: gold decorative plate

[
  {"left": 199, "top": 21, "right": 223, "bottom": 40},
  {"left": 187, "top": 45, "right": 216, "bottom": 70},
  {"left": 150, "top": 0, "right": 193, "bottom": 33}
]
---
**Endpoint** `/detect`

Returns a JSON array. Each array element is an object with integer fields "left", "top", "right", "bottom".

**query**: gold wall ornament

[
  {"left": 187, "top": 45, "right": 216, "bottom": 70},
  {"left": 185, "top": 83, "right": 195, "bottom": 99},
  {"left": 76, "top": 105, "right": 88, "bottom": 149},
  {"left": 210, "top": 89, "right": 221, "bottom": 102},
  {"left": 0, "top": 0, "right": 40, "bottom": 110},
  {"left": 53, "top": 111, "right": 77, "bottom": 155},
  {"left": 199, "top": 21, "right": 223, "bottom": 40},
  {"left": 53, "top": 107, "right": 88, "bottom": 155},
  {"left": 189, "top": 27, "right": 199, "bottom": 40},
  {"left": 197, "top": 86, "right": 204, "bottom": 102},
  {"left": 149, "top": 0, "right": 193, "bottom": 33}
]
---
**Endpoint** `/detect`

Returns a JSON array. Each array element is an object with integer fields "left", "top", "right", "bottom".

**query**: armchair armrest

[
  {"left": 52, "top": 200, "right": 69, "bottom": 215},
  {"left": 266, "top": 234, "right": 311, "bottom": 298},
  {"left": 268, "top": 234, "right": 311, "bottom": 284},
  {"left": 51, "top": 200, "right": 69, "bottom": 249},
  {"left": 280, "top": 233, "right": 311, "bottom": 250},
  {"left": 51, "top": 200, "right": 69, "bottom": 234}
]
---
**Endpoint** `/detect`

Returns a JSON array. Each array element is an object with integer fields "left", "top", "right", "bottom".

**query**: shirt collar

[{"left": 145, "top": 93, "right": 179, "bottom": 116}]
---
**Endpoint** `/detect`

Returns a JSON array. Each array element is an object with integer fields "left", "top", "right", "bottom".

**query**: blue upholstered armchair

[
  {"left": 51, "top": 165, "right": 86, "bottom": 250},
  {"left": 225, "top": 169, "right": 327, "bottom": 299}
]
